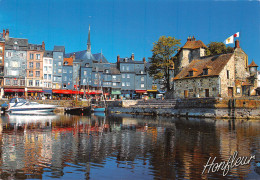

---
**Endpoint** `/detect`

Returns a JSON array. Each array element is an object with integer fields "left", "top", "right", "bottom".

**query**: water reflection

[{"left": 0, "top": 114, "right": 259, "bottom": 179}]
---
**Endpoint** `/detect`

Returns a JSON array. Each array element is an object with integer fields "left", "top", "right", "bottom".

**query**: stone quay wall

[{"left": 107, "top": 98, "right": 260, "bottom": 119}]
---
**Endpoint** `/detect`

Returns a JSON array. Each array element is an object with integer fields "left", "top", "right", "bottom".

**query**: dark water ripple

[{"left": 0, "top": 114, "right": 259, "bottom": 179}]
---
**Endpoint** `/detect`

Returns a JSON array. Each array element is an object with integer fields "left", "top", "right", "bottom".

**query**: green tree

[
  {"left": 206, "top": 42, "right": 234, "bottom": 56},
  {"left": 148, "top": 36, "right": 181, "bottom": 91}
]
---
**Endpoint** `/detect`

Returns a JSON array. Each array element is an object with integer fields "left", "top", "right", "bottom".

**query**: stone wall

[{"left": 174, "top": 76, "right": 220, "bottom": 98}]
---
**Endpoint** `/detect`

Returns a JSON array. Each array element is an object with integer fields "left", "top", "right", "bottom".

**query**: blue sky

[{"left": 0, "top": 0, "right": 259, "bottom": 64}]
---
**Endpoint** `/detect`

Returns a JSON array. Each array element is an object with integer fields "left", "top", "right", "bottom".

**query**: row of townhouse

[{"left": 0, "top": 28, "right": 166, "bottom": 99}]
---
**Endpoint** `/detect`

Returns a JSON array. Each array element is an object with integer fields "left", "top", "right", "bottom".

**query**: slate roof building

[
  {"left": 0, "top": 30, "right": 6, "bottom": 96},
  {"left": 4, "top": 31, "right": 28, "bottom": 96},
  {"left": 43, "top": 50, "right": 53, "bottom": 96}
]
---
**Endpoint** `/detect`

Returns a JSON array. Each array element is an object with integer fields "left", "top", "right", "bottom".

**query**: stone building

[
  {"left": 174, "top": 38, "right": 255, "bottom": 98},
  {"left": 0, "top": 29, "right": 6, "bottom": 97}
]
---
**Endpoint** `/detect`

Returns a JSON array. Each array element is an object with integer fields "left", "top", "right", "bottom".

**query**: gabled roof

[
  {"left": 248, "top": 60, "right": 258, "bottom": 67},
  {"left": 44, "top": 50, "right": 53, "bottom": 58},
  {"left": 93, "top": 53, "right": 108, "bottom": 63},
  {"left": 28, "top": 44, "right": 44, "bottom": 51},
  {"left": 182, "top": 40, "right": 207, "bottom": 50},
  {"left": 54, "top": 46, "right": 65, "bottom": 52},
  {"left": 5, "top": 38, "right": 28, "bottom": 50},
  {"left": 174, "top": 53, "right": 233, "bottom": 80},
  {"left": 63, "top": 57, "right": 73, "bottom": 66}
]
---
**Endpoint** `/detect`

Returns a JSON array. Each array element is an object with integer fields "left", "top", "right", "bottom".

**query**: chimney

[
  {"left": 235, "top": 40, "right": 240, "bottom": 49},
  {"left": 191, "top": 36, "right": 196, "bottom": 41},
  {"left": 73, "top": 53, "right": 75, "bottom": 60},
  {"left": 131, "top": 53, "right": 134, "bottom": 60},
  {"left": 187, "top": 36, "right": 191, "bottom": 41},
  {"left": 42, "top": 41, "right": 45, "bottom": 50},
  {"left": 117, "top": 55, "right": 120, "bottom": 63},
  {"left": 5, "top": 29, "right": 9, "bottom": 41},
  {"left": 3, "top": 29, "right": 5, "bottom": 39},
  {"left": 143, "top": 57, "right": 146, "bottom": 63}
]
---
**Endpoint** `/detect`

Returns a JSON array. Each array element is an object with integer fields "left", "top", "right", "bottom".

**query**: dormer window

[
  {"left": 85, "top": 63, "right": 89, "bottom": 67},
  {"left": 124, "top": 58, "right": 128, "bottom": 62},
  {"left": 189, "top": 71, "right": 193, "bottom": 77},
  {"left": 203, "top": 68, "right": 208, "bottom": 75},
  {"left": 188, "top": 68, "right": 198, "bottom": 77}
]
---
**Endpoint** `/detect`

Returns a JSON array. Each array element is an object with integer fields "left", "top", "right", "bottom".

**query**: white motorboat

[{"left": 7, "top": 98, "right": 57, "bottom": 114}]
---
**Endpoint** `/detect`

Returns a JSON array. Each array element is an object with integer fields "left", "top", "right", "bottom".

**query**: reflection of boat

[
  {"left": 7, "top": 98, "right": 57, "bottom": 114},
  {"left": 65, "top": 106, "right": 91, "bottom": 115},
  {"left": 7, "top": 114, "right": 58, "bottom": 124},
  {"left": 93, "top": 112, "right": 105, "bottom": 117},
  {"left": 92, "top": 105, "right": 106, "bottom": 112}
]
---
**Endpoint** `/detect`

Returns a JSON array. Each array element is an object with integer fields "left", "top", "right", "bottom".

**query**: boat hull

[{"left": 93, "top": 108, "right": 106, "bottom": 112}]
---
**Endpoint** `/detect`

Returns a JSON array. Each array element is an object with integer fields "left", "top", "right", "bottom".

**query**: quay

[{"left": 107, "top": 98, "right": 260, "bottom": 120}]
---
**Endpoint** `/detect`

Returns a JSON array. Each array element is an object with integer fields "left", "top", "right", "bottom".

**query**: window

[
  {"left": 227, "top": 70, "right": 229, "bottom": 79},
  {"left": 237, "top": 87, "right": 241, "bottom": 94},
  {"left": 49, "top": 59, "right": 52, "bottom": 64},
  {"left": 113, "top": 82, "right": 116, "bottom": 86},
  {"left": 13, "top": 80, "right": 18, "bottom": 85},
  {"left": 126, "top": 66, "right": 129, "bottom": 71},
  {"left": 141, "top": 71, "right": 144, "bottom": 74},
  {"left": 5, "top": 79, "right": 11, "bottom": 85},
  {"left": 63, "top": 69, "right": 67, "bottom": 73},
  {"left": 58, "top": 69, "right": 62, "bottom": 73},
  {"left": 141, "top": 77, "right": 144, "bottom": 81},
  {"left": 58, "top": 62, "right": 62, "bottom": 66},
  {"left": 83, "top": 79, "right": 86, "bottom": 83},
  {"left": 84, "top": 71, "right": 87, "bottom": 75},
  {"left": 48, "top": 74, "right": 51, "bottom": 80},
  {"left": 29, "top": 62, "right": 33, "bottom": 69},
  {"left": 189, "top": 71, "right": 193, "bottom": 77},
  {"left": 64, "top": 76, "right": 67, "bottom": 81},
  {"left": 69, "top": 70, "right": 72, "bottom": 73},
  {"left": 36, "top": 80, "right": 40, "bottom": 86},
  {"left": 122, "top": 82, "right": 125, "bottom": 86},
  {"left": 112, "top": 75, "right": 116, "bottom": 80},
  {"left": 19, "top": 53, "right": 24, "bottom": 57},
  {"left": 105, "top": 69, "right": 109, "bottom": 73},
  {"left": 48, "top": 83, "right": 51, "bottom": 88},
  {"left": 44, "top": 82, "right": 47, "bottom": 87},
  {"left": 11, "top": 61, "right": 19, "bottom": 68},
  {"left": 30, "top": 53, "right": 34, "bottom": 60},
  {"left": 5, "top": 62, "right": 8, "bottom": 67},
  {"left": 53, "top": 84, "right": 56, "bottom": 89},
  {"left": 44, "top": 66, "right": 47, "bottom": 71},
  {"left": 29, "top": 71, "right": 33, "bottom": 77},
  {"left": 36, "top": 71, "right": 40, "bottom": 77},
  {"left": 126, "top": 82, "right": 130, "bottom": 86},
  {"left": 141, "top": 84, "right": 145, "bottom": 88},
  {"left": 58, "top": 56, "right": 62, "bottom": 59},
  {"left": 0, "top": 46, "right": 2, "bottom": 53},
  {"left": 29, "top": 80, "right": 33, "bottom": 86},
  {"left": 203, "top": 69, "right": 208, "bottom": 75},
  {"left": 127, "top": 74, "right": 130, "bottom": 78},
  {"left": 20, "top": 80, "right": 25, "bottom": 86},
  {"left": 122, "top": 74, "right": 125, "bottom": 78},
  {"left": 36, "top": 63, "right": 40, "bottom": 69},
  {"left": 36, "top": 54, "right": 41, "bottom": 60},
  {"left": 43, "top": 74, "right": 47, "bottom": 79}
]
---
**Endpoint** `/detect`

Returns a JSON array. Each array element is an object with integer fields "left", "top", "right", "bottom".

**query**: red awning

[
  {"left": 52, "top": 90, "right": 73, "bottom": 94},
  {"left": 72, "top": 91, "right": 84, "bottom": 95},
  {"left": 4, "top": 89, "right": 25, "bottom": 92},
  {"left": 103, "top": 93, "right": 110, "bottom": 95},
  {"left": 135, "top": 90, "right": 147, "bottom": 93}
]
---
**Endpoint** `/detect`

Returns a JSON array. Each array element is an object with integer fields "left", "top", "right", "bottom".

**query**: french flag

[{"left": 234, "top": 32, "right": 239, "bottom": 38}]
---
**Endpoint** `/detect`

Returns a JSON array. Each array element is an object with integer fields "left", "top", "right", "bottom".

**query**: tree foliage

[
  {"left": 205, "top": 42, "right": 234, "bottom": 56},
  {"left": 148, "top": 36, "right": 181, "bottom": 91}
]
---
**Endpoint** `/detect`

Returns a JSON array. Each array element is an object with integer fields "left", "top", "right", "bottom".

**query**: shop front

[
  {"left": 135, "top": 90, "right": 147, "bottom": 99},
  {"left": 111, "top": 89, "right": 121, "bottom": 100},
  {"left": 26, "top": 88, "right": 44, "bottom": 99},
  {"left": 121, "top": 90, "right": 135, "bottom": 99},
  {"left": 4, "top": 88, "right": 25, "bottom": 98}
]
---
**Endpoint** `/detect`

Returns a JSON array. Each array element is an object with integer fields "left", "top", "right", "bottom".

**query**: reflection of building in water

[{"left": 215, "top": 120, "right": 260, "bottom": 177}]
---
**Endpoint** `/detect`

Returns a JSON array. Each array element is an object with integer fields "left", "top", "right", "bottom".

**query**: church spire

[{"left": 87, "top": 25, "right": 91, "bottom": 52}]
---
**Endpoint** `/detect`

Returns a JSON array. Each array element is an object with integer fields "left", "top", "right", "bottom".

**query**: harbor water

[{"left": 0, "top": 114, "right": 259, "bottom": 179}]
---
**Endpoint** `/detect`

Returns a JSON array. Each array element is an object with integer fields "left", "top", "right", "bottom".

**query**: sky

[{"left": 0, "top": 0, "right": 259, "bottom": 64}]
